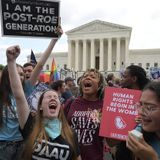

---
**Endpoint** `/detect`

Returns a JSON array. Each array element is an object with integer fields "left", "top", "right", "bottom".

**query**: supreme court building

[
  {"left": 33, "top": 20, "right": 160, "bottom": 76},
  {"left": 66, "top": 20, "right": 131, "bottom": 72}
]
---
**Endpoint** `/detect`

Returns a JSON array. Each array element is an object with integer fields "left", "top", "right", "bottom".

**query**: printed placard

[
  {"left": 0, "top": 0, "right": 60, "bottom": 38},
  {"left": 99, "top": 87, "right": 142, "bottom": 141}
]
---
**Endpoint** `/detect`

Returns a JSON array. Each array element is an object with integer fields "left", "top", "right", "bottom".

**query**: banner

[
  {"left": 0, "top": 0, "right": 60, "bottom": 38},
  {"left": 99, "top": 87, "right": 142, "bottom": 141},
  {"left": 27, "top": 82, "right": 49, "bottom": 111}
]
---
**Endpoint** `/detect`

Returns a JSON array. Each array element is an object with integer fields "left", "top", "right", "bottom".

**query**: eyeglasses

[{"left": 136, "top": 103, "right": 160, "bottom": 115}]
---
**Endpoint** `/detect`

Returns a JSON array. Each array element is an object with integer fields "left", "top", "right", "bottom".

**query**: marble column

[
  {"left": 125, "top": 37, "right": 129, "bottom": 67},
  {"left": 107, "top": 38, "right": 112, "bottom": 71},
  {"left": 75, "top": 40, "right": 79, "bottom": 71},
  {"left": 82, "top": 39, "right": 87, "bottom": 71},
  {"left": 116, "top": 38, "right": 121, "bottom": 71},
  {"left": 91, "top": 39, "right": 95, "bottom": 68},
  {"left": 99, "top": 39, "right": 104, "bottom": 71},
  {"left": 68, "top": 40, "right": 72, "bottom": 69}
]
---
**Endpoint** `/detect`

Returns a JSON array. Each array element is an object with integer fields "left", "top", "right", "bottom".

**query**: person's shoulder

[{"left": 24, "top": 80, "right": 35, "bottom": 88}]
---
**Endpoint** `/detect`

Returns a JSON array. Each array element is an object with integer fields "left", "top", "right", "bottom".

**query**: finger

[
  {"left": 126, "top": 137, "right": 137, "bottom": 150},
  {"left": 128, "top": 134, "right": 140, "bottom": 147},
  {"left": 58, "top": 17, "right": 61, "bottom": 26},
  {"left": 15, "top": 46, "right": 20, "bottom": 53},
  {"left": 139, "top": 136, "right": 149, "bottom": 147},
  {"left": 7, "top": 48, "right": 15, "bottom": 55}
]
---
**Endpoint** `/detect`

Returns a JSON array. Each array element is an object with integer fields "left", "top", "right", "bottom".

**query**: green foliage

[{"left": 0, "top": 64, "right": 4, "bottom": 70}]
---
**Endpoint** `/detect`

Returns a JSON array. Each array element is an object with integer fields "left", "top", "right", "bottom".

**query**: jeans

[{"left": 0, "top": 141, "right": 24, "bottom": 160}]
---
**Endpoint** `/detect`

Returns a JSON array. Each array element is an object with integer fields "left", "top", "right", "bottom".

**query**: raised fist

[
  {"left": 54, "top": 25, "right": 63, "bottom": 38},
  {"left": 6, "top": 45, "right": 20, "bottom": 62}
]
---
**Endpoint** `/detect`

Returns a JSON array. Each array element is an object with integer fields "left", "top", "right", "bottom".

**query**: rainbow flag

[
  {"left": 50, "top": 58, "right": 60, "bottom": 82},
  {"left": 39, "top": 71, "right": 50, "bottom": 83}
]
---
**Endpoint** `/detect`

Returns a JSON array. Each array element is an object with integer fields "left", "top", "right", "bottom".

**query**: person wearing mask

[
  {"left": 0, "top": 25, "right": 63, "bottom": 159},
  {"left": 6, "top": 45, "right": 81, "bottom": 160}
]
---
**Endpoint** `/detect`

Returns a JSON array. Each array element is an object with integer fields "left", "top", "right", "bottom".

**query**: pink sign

[{"left": 99, "top": 87, "right": 142, "bottom": 141}]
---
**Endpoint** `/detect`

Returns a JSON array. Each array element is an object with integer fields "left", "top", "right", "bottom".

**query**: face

[
  {"left": 81, "top": 71, "right": 100, "bottom": 99},
  {"left": 66, "top": 80, "right": 75, "bottom": 88},
  {"left": 121, "top": 69, "right": 135, "bottom": 88},
  {"left": 23, "top": 65, "right": 34, "bottom": 79},
  {"left": 139, "top": 89, "right": 160, "bottom": 134},
  {"left": 60, "top": 82, "right": 66, "bottom": 94},
  {"left": 17, "top": 66, "right": 25, "bottom": 83},
  {"left": 41, "top": 90, "right": 61, "bottom": 119}
]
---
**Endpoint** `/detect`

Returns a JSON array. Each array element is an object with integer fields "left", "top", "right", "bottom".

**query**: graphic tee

[
  {"left": 21, "top": 114, "right": 80, "bottom": 160},
  {"left": 32, "top": 136, "right": 76, "bottom": 160},
  {"left": 66, "top": 97, "right": 104, "bottom": 160}
]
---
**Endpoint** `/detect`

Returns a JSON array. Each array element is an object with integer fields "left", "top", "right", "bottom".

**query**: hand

[
  {"left": 126, "top": 133, "right": 158, "bottom": 160},
  {"left": 54, "top": 17, "right": 63, "bottom": 38},
  {"left": 54, "top": 25, "right": 63, "bottom": 38},
  {"left": 6, "top": 45, "right": 20, "bottom": 62}
]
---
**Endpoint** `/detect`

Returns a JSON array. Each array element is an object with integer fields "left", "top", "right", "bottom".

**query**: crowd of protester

[{"left": 0, "top": 28, "right": 160, "bottom": 160}]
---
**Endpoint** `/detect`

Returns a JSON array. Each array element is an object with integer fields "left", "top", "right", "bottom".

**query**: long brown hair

[
  {"left": 0, "top": 64, "right": 24, "bottom": 127},
  {"left": 24, "top": 90, "right": 78, "bottom": 160}
]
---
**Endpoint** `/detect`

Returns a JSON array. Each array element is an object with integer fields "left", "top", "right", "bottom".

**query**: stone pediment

[{"left": 66, "top": 20, "right": 132, "bottom": 35}]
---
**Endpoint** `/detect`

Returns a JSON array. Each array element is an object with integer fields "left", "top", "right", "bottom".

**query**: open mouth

[
  {"left": 26, "top": 76, "right": 30, "bottom": 79},
  {"left": 49, "top": 104, "right": 57, "bottom": 109},
  {"left": 84, "top": 82, "right": 92, "bottom": 88}
]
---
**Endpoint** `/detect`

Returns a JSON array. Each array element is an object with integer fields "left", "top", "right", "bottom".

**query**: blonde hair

[{"left": 23, "top": 90, "right": 78, "bottom": 160}]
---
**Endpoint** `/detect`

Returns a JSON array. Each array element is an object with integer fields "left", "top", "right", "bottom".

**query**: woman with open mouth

[
  {"left": 64, "top": 68, "right": 107, "bottom": 160},
  {"left": 126, "top": 81, "right": 160, "bottom": 160},
  {"left": 6, "top": 45, "right": 81, "bottom": 160}
]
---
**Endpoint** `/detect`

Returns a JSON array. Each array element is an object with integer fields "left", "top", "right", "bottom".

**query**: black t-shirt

[
  {"left": 32, "top": 136, "right": 77, "bottom": 160},
  {"left": 20, "top": 114, "right": 80, "bottom": 160}
]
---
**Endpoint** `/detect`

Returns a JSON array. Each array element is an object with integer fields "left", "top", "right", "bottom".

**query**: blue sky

[{"left": 0, "top": 0, "right": 160, "bottom": 66}]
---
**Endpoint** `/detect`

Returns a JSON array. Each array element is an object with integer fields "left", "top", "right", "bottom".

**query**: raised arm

[
  {"left": 29, "top": 26, "right": 63, "bottom": 85},
  {"left": 7, "top": 45, "right": 30, "bottom": 129}
]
